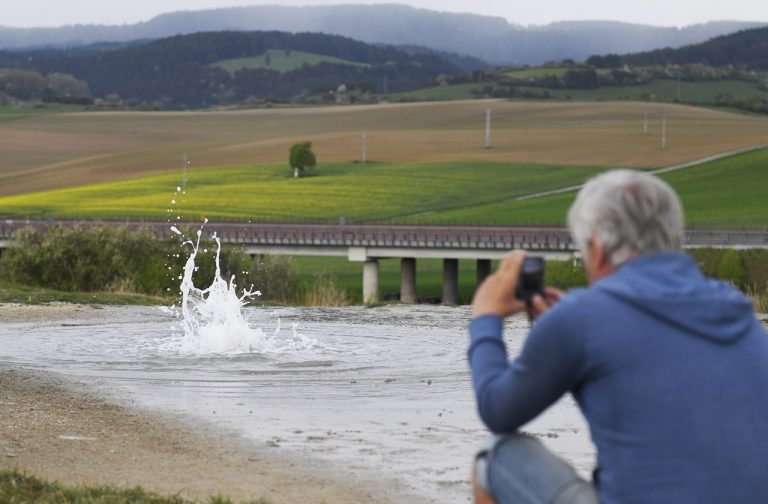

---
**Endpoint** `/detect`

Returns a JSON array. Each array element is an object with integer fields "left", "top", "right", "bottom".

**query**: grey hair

[{"left": 567, "top": 170, "right": 685, "bottom": 266}]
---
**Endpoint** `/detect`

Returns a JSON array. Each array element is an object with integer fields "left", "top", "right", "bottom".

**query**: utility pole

[
  {"left": 661, "top": 114, "right": 667, "bottom": 150},
  {"left": 181, "top": 151, "right": 189, "bottom": 189},
  {"left": 485, "top": 109, "right": 492, "bottom": 149},
  {"left": 362, "top": 130, "right": 367, "bottom": 164},
  {"left": 643, "top": 110, "right": 648, "bottom": 134},
  {"left": 676, "top": 72, "right": 681, "bottom": 102}
]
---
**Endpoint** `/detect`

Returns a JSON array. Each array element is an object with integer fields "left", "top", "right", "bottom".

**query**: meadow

[
  {"left": 2, "top": 100, "right": 766, "bottom": 197},
  {"left": 505, "top": 67, "right": 571, "bottom": 78},
  {"left": 211, "top": 49, "right": 367, "bottom": 74},
  {"left": 423, "top": 147, "right": 768, "bottom": 228},
  {"left": 0, "top": 161, "right": 606, "bottom": 221},
  {"left": 395, "top": 79, "right": 768, "bottom": 104},
  {"left": 1, "top": 147, "right": 766, "bottom": 228},
  {"left": 0, "top": 103, "right": 86, "bottom": 123}
]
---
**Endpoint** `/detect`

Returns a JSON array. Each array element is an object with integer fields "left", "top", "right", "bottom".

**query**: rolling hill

[
  {"left": 589, "top": 25, "right": 768, "bottom": 69},
  {"left": 0, "top": 31, "right": 462, "bottom": 107},
  {"left": 0, "top": 5, "right": 763, "bottom": 65}
]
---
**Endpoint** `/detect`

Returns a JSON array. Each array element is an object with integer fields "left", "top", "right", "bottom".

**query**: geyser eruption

[{"left": 176, "top": 220, "right": 266, "bottom": 353}]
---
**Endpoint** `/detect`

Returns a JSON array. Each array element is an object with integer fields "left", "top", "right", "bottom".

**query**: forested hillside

[
  {"left": 0, "top": 31, "right": 463, "bottom": 108},
  {"left": 588, "top": 26, "right": 768, "bottom": 69}
]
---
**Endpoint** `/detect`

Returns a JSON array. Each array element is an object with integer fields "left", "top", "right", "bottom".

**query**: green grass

[
  {"left": 295, "top": 256, "right": 491, "bottom": 303},
  {"left": 391, "top": 83, "right": 479, "bottom": 101},
  {"left": 0, "top": 103, "right": 87, "bottom": 123},
  {"left": 0, "top": 161, "right": 607, "bottom": 223},
  {"left": 506, "top": 67, "right": 571, "bottom": 78},
  {"left": 516, "top": 79, "right": 768, "bottom": 102},
  {"left": 0, "top": 280, "right": 167, "bottom": 305},
  {"left": 396, "top": 78, "right": 768, "bottom": 104},
  {"left": 211, "top": 50, "right": 368, "bottom": 75},
  {"left": 1, "top": 149, "right": 765, "bottom": 228},
  {"left": 429, "top": 148, "right": 768, "bottom": 228},
  {"left": 0, "top": 469, "right": 265, "bottom": 503}
]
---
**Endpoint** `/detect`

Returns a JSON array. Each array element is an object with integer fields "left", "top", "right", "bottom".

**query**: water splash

[{"left": 174, "top": 220, "right": 316, "bottom": 355}]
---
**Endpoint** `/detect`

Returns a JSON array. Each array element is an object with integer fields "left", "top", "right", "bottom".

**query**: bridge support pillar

[
  {"left": 363, "top": 259, "right": 379, "bottom": 304},
  {"left": 476, "top": 258, "right": 492, "bottom": 287},
  {"left": 443, "top": 258, "right": 459, "bottom": 305},
  {"left": 400, "top": 258, "right": 417, "bottom": 303}
]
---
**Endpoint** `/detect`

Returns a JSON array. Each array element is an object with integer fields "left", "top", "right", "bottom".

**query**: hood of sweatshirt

[{"left": 595, "top": 252, "right": 755, "bottom": 344}]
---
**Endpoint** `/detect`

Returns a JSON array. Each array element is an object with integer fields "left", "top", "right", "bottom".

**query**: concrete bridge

[{"left": 1, "top": 219, "right": 767, "bottom": 303}]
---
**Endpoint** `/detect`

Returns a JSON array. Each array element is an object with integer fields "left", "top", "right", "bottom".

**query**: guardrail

[{"left": 1, "top": 219, "right": 767, "bottom": 251}]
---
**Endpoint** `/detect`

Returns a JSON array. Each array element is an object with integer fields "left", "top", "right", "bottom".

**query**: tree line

[
  {"left": 0, "top": 31, "right": 463, "bottom": 108},
  {"left": 587, "top": 26, "right": 768, "bottom": 69}
]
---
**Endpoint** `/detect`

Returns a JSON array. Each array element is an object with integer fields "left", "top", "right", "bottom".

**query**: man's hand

[
  {"left": 527, "top": 288, "right": 564, "bottom": 320},
  {"left": 472, "top": 251, "right": 564, "bottom": 320},
  {"left": 472, "top": 251, "right": 528, "bottom": 318}
]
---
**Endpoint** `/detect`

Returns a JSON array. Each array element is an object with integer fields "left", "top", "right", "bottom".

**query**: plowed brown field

[{"left": 2, "top": 100, "right": 766, "bottom": 196}]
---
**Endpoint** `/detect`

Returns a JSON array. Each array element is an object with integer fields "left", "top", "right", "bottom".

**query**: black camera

[{"left": 516, "top": 256, "right": 545, "bottom": 303}]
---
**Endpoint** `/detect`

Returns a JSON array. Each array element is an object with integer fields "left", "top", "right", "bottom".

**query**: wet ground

[{"left": 0, "top": 304, "right": 594, "bottom": 503}]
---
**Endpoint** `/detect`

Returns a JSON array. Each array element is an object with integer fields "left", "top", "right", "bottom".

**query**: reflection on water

[{"left": 0, "top": 305, "right": 594, "bottom": 503}]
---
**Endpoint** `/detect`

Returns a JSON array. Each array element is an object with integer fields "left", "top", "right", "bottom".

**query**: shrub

[
  {"left": 717, "top": 249, "right": 745, "bottom": 287},
  {"left": 245, "top": 254, "right": 301, "bottom": 303},
  {"left": 545, "top": 259, "right": 587, "bottom": 289},
  {"left": 0, "top": 224, "right": 168, "bottom": 293},
  {"left": 301, "top": 273, "right": 351, "bottom": 306}
]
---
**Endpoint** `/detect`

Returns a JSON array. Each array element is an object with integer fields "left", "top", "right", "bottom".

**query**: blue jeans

[{"left": 475, "top": 434, "right": 598, "bottom": 504}]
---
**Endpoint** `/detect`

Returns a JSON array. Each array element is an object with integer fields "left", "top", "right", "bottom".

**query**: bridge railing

[{"left": 1, "top": 220, "right": 767, "bottom": 251}]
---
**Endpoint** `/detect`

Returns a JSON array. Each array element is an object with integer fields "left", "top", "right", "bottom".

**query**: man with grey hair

[{"left": 468, "top": 170, "right": 768, "bottom": 504}]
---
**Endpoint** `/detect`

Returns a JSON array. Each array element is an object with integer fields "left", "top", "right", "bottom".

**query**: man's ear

[{"left": 586, "top": 238, "right": 615, "bottom": 283}]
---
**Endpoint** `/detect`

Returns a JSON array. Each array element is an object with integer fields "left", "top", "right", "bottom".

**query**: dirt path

[{"left": 0, "top": 366, "right": 392, "bottom": 504}]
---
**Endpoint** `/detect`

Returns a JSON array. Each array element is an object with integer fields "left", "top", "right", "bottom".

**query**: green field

[
  {"left": 211, "top": 49, "right": 368, "bottom": 74},
  {"left": 0, "top": 161, "right": 608, "bottom": 223},
  {"left": 390, "top": 83, "right": 482, "bottom": 101},
  {"left": 518, "top": 79, "right": 768, "bottom": 103},
  {"left": 0, "top": 103, "right": 86, "bottom": 123},
  {"left": 294, "top": 256, "right": 488, "bottom": 303},
  {"left": 395, "top": 79, "right": 768, "bottom": 103},
  {"left": 427, "top": 148, "right": 768, "bottom": 228},
  {"left": 0, "top": 148, "right": 766, "bottom": 228},
  {"left": 506, "top": 67, "right": 571, "bottom": 78}
]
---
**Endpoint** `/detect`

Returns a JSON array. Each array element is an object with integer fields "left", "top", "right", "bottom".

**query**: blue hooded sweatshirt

[{"left": 468, "top": 252, "right": 768, "bottom": 503}]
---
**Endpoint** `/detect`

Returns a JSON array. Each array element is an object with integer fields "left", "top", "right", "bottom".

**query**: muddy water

[{"left": 0, "top": 305, "right": 594, "bottom": 503}]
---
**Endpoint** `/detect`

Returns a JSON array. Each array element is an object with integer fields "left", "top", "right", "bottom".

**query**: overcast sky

[{"left": 3, "top": 0, "right": 768, "bottom": 29}]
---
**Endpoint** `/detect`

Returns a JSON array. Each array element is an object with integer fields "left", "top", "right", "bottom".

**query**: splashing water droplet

[
  {"left": 171, "top": 199, "right": 176, "bottom": 204},
  {"left": 169, "top": 220, "right": 316, "bottom": 355},
  {"left": 170, "top": 226, "right": 182, "bottom": 235},
  {"left": 177, "top": 186, "right": 182, "bottom": 192}
]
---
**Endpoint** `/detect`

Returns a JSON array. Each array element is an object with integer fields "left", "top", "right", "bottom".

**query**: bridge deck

[{"left": 1, "top": 220, "right": 767, "bottom": 256}]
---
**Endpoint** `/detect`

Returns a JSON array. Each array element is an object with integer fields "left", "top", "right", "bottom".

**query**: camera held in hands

[{"left": 516, "top": 256, "right": 545, "bottom": 304}]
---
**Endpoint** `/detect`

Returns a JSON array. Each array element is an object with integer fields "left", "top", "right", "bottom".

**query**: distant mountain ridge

[{"left": 0, "top": 4, "right": 764, "bottom": 64}]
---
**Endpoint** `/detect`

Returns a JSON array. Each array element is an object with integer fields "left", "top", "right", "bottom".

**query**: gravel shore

[{"left": 0, "top": 365, "right": 391, "bottom": 504}]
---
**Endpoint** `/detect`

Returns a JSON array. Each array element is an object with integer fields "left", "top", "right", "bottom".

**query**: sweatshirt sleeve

[{"left": 467, "top": 309, "right": 585, "bottom": 433}]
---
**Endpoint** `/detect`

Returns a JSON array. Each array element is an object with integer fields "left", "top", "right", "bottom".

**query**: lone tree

[{"left": 289, "top": 141, "right": 317, "bottom": 178}]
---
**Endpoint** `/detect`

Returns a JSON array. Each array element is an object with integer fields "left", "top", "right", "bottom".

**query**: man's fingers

[
  {"left": 499, "top": 250, "right": 525, "bottom": 276},
  {"left": 544, "top": 287, "right": 564, "bottom": 303},
  {"left": 531, "top": 294, "right": 548, "bottom": 315}
]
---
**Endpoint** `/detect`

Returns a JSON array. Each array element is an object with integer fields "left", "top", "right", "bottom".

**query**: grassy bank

[
  {"left": 0, "top": 469, "right": 265, "bottom": 504},
  {"left": 0, "top": 280, "right": 166, "bottom": 305}
]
